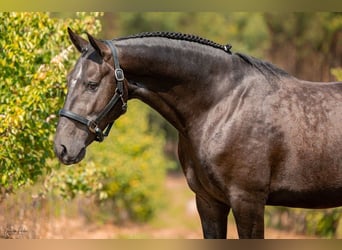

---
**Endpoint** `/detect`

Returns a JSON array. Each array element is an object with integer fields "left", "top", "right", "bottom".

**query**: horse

[{"left": 54, "top": 28, "right": 342, "bottom": 239}]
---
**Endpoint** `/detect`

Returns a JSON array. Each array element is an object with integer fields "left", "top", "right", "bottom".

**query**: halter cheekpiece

[{"left": 59, "top": 40, "right": 127, "bottom": 142}]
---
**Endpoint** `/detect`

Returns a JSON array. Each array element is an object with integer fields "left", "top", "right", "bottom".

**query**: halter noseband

[{"left": 59, "top": 40, "right": 127, "bottom": 142}]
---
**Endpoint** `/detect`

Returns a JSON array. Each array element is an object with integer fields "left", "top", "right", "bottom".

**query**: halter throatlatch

[{"left": 59, "top": 40, "right": 127, "bottom": 142}]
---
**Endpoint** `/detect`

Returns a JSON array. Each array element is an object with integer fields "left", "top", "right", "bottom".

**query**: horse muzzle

[{"left": 54, "top": 141, "right": 86, "bottom": 165}]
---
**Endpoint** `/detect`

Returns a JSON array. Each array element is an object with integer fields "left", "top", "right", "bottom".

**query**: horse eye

[{"left": 86, "top": 81, "right": 99, "bottom": 91}]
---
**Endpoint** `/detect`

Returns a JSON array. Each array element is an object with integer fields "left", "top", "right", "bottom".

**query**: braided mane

[
  {"left": 114, "top": 31, "right": 291, "bottom": 79},
  {"left": 116, "top": 31, "right": 232, "bottom": 54}
]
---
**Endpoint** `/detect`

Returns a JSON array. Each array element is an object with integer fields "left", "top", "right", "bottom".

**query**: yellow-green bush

[
  {"left": 332, "top": 68, "right": 342, "bottom": 81},
  {"left": 1, "top": 12, "right": 175, "bottom": 222},
  {"left": 265, "top": 207, "right": 342, "bottom": 238},
  {"left": 0, "top": 12, "right": 102, "bottom": 193}
]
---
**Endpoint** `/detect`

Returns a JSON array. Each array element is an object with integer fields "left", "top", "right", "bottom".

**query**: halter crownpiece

[{"left": 59, "top": 40, "right": 127, "bottom": 142}]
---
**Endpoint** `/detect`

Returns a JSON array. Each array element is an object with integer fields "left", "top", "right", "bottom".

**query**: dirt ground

[{"left": 20, "top": 174, "right": 314, "bottom": 239}]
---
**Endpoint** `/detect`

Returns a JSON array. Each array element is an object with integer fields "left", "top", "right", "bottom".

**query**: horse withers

[{"left": 54, "top": 28, "right": 342, "bottom": 238}]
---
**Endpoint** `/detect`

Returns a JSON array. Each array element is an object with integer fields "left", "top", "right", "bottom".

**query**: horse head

[{"left": 54, "top": 28, "right": 127, "bottom": 165}]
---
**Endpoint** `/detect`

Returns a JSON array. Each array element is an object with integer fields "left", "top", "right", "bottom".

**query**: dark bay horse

[{"left": 54, "top": 28, "right": 342, "bottom": 238}]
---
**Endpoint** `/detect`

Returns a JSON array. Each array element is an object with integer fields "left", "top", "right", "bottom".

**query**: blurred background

[{"left": 0, "top": 12, "right": 341, "bottom": 239}]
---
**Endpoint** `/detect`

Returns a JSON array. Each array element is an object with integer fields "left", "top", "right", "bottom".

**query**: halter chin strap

[{"left": 59, "top": 40, "right": 127, "bottom": 142}]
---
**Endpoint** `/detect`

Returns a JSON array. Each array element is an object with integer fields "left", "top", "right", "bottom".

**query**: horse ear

[
  {"left": 86, "top": 32, "right": 111, "bottom": 60},
  {"left": 67, "top": 27, "right": 88, "bottom": 53}
]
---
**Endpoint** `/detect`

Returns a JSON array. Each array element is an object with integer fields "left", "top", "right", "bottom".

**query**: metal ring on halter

[{"left": 87, "top": 120, "right": 99, "bottom": 134}]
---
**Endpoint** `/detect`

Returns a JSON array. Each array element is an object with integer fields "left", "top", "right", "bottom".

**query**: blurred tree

[{"left": 264, "top": 12, "right": 342, "bottom": 81}]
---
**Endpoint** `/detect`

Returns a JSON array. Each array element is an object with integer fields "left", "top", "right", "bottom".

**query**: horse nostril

[{"left": 60, "top": 144, "right": 67, "bottom": 158}]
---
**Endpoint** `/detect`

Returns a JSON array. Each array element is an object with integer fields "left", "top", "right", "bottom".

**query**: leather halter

[{"left": 59, "top": 40, "right": 127, "bottom": 142}]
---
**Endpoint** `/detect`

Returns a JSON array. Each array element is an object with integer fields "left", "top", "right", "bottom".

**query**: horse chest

[{"left": 178, "top": 135, "right": 232, "bottom": 203}]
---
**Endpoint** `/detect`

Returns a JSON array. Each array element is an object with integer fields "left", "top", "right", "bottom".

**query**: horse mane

[
  {"left": 235, "top": 52, "right": 290, "bottom": 78},
  {"left": 116, "top": 31, "right": 290, "bottom": 78},
  {"left": 116, "top": 31, "right": 233, "bottom": 54}
]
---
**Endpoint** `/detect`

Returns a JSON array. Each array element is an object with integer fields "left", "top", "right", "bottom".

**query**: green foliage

[
  {"left": 265, "top": 207, "right": 342, "bottom": 238},
  {"left": 305, "top": 209, "right": 341, "bottom": 237},
  {"left": 46, "top": 101, "right": 175, "bottom": 222},
  {"left": 331, "top": 68, "right": 342, "bottom": 81},
  {"left": 0, "top": 12, "right": 173, "bottom": 223},
  {"left": 0, "top": 12, "right": 176, "bottom": 224},
  {"left": 0, "top": 12, "right": 102, "bottom": 192},
  {"left": 43, "top": 160, "right": 106, "bottom": 200}
]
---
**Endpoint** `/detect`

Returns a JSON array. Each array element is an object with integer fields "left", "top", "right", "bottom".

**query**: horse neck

[{"left": 115, "top": 37, "right": 233, "bottom": 134}]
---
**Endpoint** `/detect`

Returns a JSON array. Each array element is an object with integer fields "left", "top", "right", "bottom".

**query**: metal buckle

[
  {"left": 87, "top": 120, "right": 98, "bottom": 134},
  {"left": 115, "top": 68, "right": 124, "bottom": 82}
]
